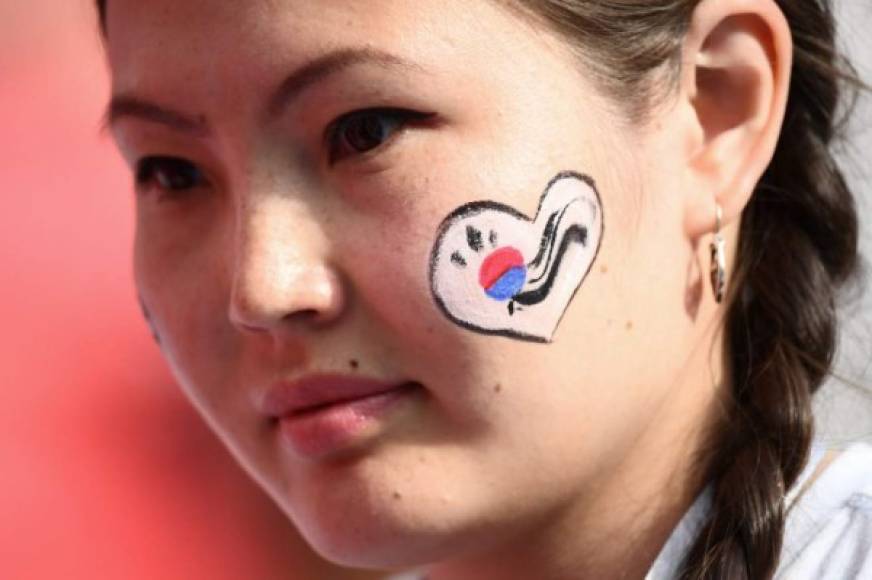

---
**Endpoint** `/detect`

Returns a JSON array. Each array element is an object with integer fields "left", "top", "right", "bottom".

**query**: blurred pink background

[
  {"left": 0, "top": 2, "right": 379, "bottom": 578},
  {"left": 2, "top": 1, "right": 869, "bottom": 579}
]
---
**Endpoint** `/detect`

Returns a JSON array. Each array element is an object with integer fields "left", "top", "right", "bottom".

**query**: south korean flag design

[{"left": 428, "top": 172, "right": 604, "bottom": 343}]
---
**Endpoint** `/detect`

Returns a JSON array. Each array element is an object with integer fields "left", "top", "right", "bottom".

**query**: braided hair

[
  {"left": 505, "top": 1, "right": 861, "bottom": 577},
  {"left": 94, "top": 0, "right": 862, "bottom": 577}
]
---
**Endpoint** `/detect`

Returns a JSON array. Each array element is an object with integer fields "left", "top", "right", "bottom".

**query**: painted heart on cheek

[{"left": 428, "top": 171, "right": 604, "bottom": 343}]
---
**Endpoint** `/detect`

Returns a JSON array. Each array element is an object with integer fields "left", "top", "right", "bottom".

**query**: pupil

[
  {"left": 346, "top": 115, "right": 389, "bottom": 152},
  {"left": 156, "top": 160, "right": 200, "bottom": 190}
]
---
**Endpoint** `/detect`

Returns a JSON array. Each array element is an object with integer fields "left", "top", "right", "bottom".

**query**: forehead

[
  {"left": 106, "top": 0, "right": 411, "bottom": 59},
  {"left": 105, "top": 0, "right": 552, "bottom": 92}
]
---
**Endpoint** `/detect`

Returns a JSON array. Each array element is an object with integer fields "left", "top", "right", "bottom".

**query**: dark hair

[
  {"left": 95, "top": 0, "right": 862, "bottom": 578},
  {"left": 504, "top": 1, "right": 861, "bottom": 577}
]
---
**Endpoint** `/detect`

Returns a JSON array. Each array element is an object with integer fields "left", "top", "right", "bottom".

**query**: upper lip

[{"left": 257, "top": 373, "right": 412, "bottom": 419}]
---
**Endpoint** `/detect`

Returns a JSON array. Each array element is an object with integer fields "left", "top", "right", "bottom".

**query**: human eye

[
  {"left": 325, "top": 107, "right": 434, "bottom": 164},
  {"left": 134, "top": 155, "right": 207, "bottom": 197}
]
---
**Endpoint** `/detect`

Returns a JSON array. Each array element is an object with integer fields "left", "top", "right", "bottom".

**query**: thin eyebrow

[
  {"left": 266, "top": 47, "right": 422, "bottom": 118},
  {"left": 100, "top": 97, "right": 209, "bottom": 136},
  {"left": 102, "top": 47, "right": 422, "bottom": 135}
]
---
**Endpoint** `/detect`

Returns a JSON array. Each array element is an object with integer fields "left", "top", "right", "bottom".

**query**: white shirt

[
  {"left": 647, "top": 440, "right": 872, "bottom": 580},
  {"left": 387, "top": 440, "right": 872, "bottom": 579}
]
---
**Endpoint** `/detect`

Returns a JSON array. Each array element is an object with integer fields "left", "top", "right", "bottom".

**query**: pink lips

[{"left": 258, "top": 374, "right": 419, "bottom": 459}]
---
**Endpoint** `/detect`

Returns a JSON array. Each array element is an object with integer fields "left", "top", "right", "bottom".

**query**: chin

[
  {"left": 287, "top": 490, "right": 463, "bottom": 570},
  {"left": 245, "top": 426, "right": 520, "bottom": 570},
  {"left": 272, "top": 464, "right": 494, "bottom": 571}
]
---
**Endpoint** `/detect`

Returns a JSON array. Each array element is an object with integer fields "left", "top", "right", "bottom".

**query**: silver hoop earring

[{"left": 709, "top": 204, "right": 727, "bottom": 304}]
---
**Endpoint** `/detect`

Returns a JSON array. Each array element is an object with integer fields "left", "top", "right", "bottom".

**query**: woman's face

[{"left": 107, "top": 0, "right": 714, "bottom": 569}]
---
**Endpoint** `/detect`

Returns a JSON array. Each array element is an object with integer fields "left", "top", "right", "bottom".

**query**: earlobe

[{"left": 680, "top": 0, "right": 793, "bottom": 238}]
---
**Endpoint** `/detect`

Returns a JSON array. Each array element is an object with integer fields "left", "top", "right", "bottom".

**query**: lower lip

[{"left": 277, "top": 383, "right": 418, "bottom": 459}]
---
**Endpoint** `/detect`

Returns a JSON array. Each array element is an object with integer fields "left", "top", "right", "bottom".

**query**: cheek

[
  {"left": 429, "top": 172, "right": 604, "bottom": 344},
  {"left": 336, "top": 197, "right": 442, "bottom": 341},
  {"left": 133, "top": 218, "right": 237, "bottom": 385},
  {"left": 332, "top": 174, "right": 511, "bottom": 405}
]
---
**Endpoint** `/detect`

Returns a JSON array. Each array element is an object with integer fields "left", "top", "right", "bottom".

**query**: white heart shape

[{"left": 428, "top": 172, "right": 604, "bottom": 343}]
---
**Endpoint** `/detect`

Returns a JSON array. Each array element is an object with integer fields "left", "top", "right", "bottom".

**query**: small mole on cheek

[
  {"left": 494, "top": 383, "right": 502, "bottom": 393},
  {"left": 349, "top": 359, "right": 359, "bottom": 370},
  {"left": 600, "top": 264, "right": 609, "bottom": 274},
  {"left": 392, "top": 491, "right": 402, "bottom": 500},
  {"left": 626, "top": 321, "right": 634, "bottom": 331}
]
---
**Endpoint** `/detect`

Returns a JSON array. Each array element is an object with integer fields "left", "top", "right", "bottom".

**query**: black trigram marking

[
  {"left": 451, "top": 251, "right": 467, "bottom": 267},
  {"left": 466, "top": 225, "right": 484, "bottom": 252},
  {"left": 489, "top": 229, "right": 498, "bottom": 247}
]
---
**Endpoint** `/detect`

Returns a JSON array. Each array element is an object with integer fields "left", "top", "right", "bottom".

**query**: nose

[{"left": 228, "top": 197, "right": 346, "bottom": 333}]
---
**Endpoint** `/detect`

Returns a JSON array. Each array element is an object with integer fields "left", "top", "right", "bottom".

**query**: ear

[{"left": 680, "top": 0, "right": 793, "bottom": 238}]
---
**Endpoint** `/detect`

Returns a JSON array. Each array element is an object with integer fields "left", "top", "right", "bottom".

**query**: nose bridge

[{"left": 229, "top": 188, "right": 343, "bottom": 331}]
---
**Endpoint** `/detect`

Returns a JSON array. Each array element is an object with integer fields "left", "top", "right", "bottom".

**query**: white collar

[{"left": 644, "top": 442, "right": 828, "bottom": 579}]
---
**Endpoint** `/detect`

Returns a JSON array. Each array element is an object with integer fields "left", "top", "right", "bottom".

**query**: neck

[{"left": 427, "top": 323, "right": 726, "bottom": 580}]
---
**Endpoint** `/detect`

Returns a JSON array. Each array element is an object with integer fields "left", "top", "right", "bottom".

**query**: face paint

[{"left": 429, "top": 171, "right": 604, "bottom": 343}]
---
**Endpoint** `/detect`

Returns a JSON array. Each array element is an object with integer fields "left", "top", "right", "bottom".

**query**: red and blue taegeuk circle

[{"left": 478, "top": 246, "right": 527, "bottom": 301}]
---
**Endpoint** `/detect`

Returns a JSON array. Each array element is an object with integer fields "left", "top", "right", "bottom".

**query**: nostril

[
  {"left": 237, "top": 321, "right": 270, "bottom": 334},
  {"left": 284, "top": 309, "right": 323, "bottom": 323},
  {"left": 228, "top": 259, "right": 346, "bottom": 332}
]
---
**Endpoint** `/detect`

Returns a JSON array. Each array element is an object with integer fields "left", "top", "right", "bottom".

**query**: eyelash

[
  {"left": 133, "top": 107, "right": 433, "bottom": 196},
  {"left": 134, "top": 156, "right": 205, "bottom": 197},
  {"left": 325, "top": 107, "right": 434, "bottom": 164}
]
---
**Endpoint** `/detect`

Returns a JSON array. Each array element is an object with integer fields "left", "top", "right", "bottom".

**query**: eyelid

[
  {"left": 134, "top": 155, "right": 209, "bottom": 198},
  {"left": 324, "top": 107, "right": 436, "bottom": 165}
]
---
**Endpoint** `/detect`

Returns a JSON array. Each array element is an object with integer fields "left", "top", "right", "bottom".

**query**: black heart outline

[{"left": 428, "top": 171, "right": 605, "bottom": 343}]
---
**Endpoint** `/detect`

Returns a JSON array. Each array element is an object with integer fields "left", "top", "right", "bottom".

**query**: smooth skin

[{"left": 105, "top": 0, "right": 791, "bottom": 578}]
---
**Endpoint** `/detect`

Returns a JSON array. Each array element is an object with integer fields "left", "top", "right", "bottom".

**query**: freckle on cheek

[
  {"left": 600, "top": 264, "right": 609, "bottom": 274},
  {"left": 349, "top": 359, "right": 360, "bottom": 370},
  {"left": 494, "top": 383, "right": 502, "bottom": 393},
  {"left": 626, "top": 321, "right": 634, "bottom": 331}
]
